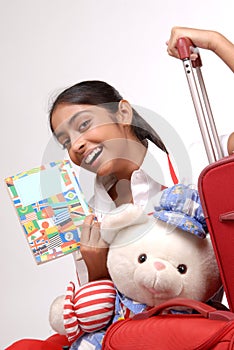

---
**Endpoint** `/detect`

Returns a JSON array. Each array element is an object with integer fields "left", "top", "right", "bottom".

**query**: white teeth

[{"left": 85, "top": 147, "right": 102, "bottom": 164}]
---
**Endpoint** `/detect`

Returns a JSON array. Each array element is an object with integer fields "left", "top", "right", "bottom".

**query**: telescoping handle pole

[{"left": 177, "top": 37, "right": 224, "bottom": 164}]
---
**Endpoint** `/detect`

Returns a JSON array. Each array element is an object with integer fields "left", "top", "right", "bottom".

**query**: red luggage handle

[
  {"left": 177, "top": 37, "right": 202, "bottom": 68},
  {"left": 133, "top": 298, "right": 234, "bottom": 321},
  {"left": 175, "top": 37, "right": 224, "bottom": 164}
]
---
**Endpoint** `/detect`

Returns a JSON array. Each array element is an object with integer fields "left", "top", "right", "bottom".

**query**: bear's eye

[
  {"left": 177, "top": 264, "right": 187, "bottom": 274},
  {"left": 138, "top": 254, "right": 147, "bottom": 264}
]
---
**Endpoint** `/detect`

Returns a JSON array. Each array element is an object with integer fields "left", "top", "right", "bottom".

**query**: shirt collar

[{"left": 136, "top": 139, "right": 176, "bottom": 187}]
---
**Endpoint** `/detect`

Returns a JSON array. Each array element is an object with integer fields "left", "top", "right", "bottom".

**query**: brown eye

[
  {"left": 79, "top": 119, "right": 91, "bottom": 132},
  {"left": 138, "top": 254, "right": 147, "bottom": 264},
  {"left": 177, "top": 264, "right": 187, "bottom": 274},
  {"left": 62, "top": 139, "right": 71, "bottom": 150}
]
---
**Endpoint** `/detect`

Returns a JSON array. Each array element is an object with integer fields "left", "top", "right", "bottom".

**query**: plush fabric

[
  {"left": 64, "top": 280, "right": 116, "bottom": 342},
  {"left": 154, "top": 184, "right": 208, "bottom": 238}
]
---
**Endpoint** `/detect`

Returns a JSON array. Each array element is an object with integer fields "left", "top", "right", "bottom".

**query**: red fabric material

[
  {"left": 167, "top": 154, "right": 178, "bottom": 185},
  {"left": 6, "top": 334, "right": 71, "bottom": 350},
  {"left": 198, "top": 157, "right": 234, "bottom": 312},
  {"left": 64, "top": 279, "right": 116, "bottom": 342},
  {"left": 102, "top": 298, "right": 234, "bottom": 350}
]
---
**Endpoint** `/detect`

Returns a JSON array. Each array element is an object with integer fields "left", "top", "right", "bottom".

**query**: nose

[
  {"left": 70, "top": 135, "right": 86, "bottom": 154},
  {"left": 154, "top": 261, "right": 165, "bottom": 271}
]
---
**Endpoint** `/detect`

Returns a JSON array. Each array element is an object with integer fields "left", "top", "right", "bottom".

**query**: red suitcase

[
  {"left": 177, "top": 38, "right": 234, "bottom": 312},
  {"left": 199, "top": 156, "right": 234, "bottom": 312},
  {"left": 102, "top": 298, "right": 234, "bottom": 350}
]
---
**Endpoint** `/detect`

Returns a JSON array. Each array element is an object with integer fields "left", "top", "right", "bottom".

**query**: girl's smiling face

[{"left": 51, "top": 102, "right": 144, "bottom": 179}]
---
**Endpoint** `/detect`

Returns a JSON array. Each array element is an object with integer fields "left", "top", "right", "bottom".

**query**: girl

[
  {"left": 7, "top": 53, "right": 234, "bottom": 348},
  {"left": 49, "top": 80, "right": 180, "bottom": 282}
]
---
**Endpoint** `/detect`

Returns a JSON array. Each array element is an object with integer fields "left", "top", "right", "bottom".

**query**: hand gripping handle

[
  {"left": 175, "top": 37, "right": 224, "bottom": 163},
  {"left": 177, "top": 37, "right": 202, "bottom": 68},
  {"left": 133, "top": 298, "right": 234, "bottom": 321}
]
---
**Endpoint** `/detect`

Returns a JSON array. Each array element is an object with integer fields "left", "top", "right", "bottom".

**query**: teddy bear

[{"left": 49, "top": 184, "right": 222, "bottom": 349}]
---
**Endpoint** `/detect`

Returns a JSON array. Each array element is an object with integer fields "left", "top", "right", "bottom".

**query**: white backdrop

[{"left": 1, "top": 1, "right": 233, "bottom": 348}]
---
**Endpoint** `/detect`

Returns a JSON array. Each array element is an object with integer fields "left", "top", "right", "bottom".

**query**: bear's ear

[{"left": 101, "top": 204, "right": 149, "bottom": 245}]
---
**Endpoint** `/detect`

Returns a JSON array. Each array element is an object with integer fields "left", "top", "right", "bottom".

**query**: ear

[
  {"left": 116, "top": 100, "right": 133, "bottom": 125},
  {"left": 101, "top": 203, "right": 149, "bottom": 245}
]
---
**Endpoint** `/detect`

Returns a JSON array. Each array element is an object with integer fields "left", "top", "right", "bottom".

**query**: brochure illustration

[{"left": 5, "top": 160, "right": 90, "bottom": 264}]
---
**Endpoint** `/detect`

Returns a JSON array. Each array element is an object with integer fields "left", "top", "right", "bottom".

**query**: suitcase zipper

[{"left": 195, "top": 322, "right": 234, "bottom": 349}]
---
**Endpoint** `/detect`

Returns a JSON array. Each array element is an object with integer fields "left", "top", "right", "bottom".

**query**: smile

[{"left": 84, "top": 146, "right": 103, "bottom": 165}]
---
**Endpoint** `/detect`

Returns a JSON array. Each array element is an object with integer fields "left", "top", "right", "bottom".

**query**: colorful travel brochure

[{"left": 5, "top": 160, "right": 91, "bottom": 264}]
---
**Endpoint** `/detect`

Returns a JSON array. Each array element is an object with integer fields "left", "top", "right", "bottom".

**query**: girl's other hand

[{"left": 166, "top": 26, "right": 217, "bottom": 59}]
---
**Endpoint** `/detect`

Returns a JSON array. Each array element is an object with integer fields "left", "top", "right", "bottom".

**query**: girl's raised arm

[{"left": 167, "top": 26, "right": 234, "bottom": 73}]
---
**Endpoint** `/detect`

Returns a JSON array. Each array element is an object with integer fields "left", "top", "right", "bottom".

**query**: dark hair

[{"left": 49, "top": 80, "right": 168, "bottom": 154}]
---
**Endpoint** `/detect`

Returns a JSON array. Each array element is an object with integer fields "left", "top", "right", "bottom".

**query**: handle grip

[
  {"left": 133, "top": 298, "right": 234, "bottom": 321},
  {"left": 177, "top": 37, "right": 202, "bottom": 68},
  {"left": 219, "top": 210, "right": 234, "bottom": 222}
]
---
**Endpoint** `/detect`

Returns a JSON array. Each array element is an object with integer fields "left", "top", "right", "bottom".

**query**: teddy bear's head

[{"left": 101, "top": 184, "right": 222, "bottom": 307}]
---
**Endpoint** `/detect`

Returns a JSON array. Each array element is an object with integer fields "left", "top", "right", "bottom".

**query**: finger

[
  {"left": 83, "top": 214, "right": 95, "bottom": 225},
  {"left": 88, "top": 222, "right": 101, "bottom": 246},
  {"left": 167, "top": 46, "right": 180, "bottom": 59},
  {"left": 89, "top": 223, "right": 108, "bottom": 248},
  {"left": 80, "top": 215, "right": 95, "bottom": 244},
  {"left": 83, "top": 222, "right": 108, "bottom": 249},
  {"left": 96, "top": 226, "right": 109, "bottom": 248},
  {"left": 190, "top": 52, "right": 199, "bottom": 61},
  {"left": 97, "top": 237, "right": 109, "bottom": 249}
]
